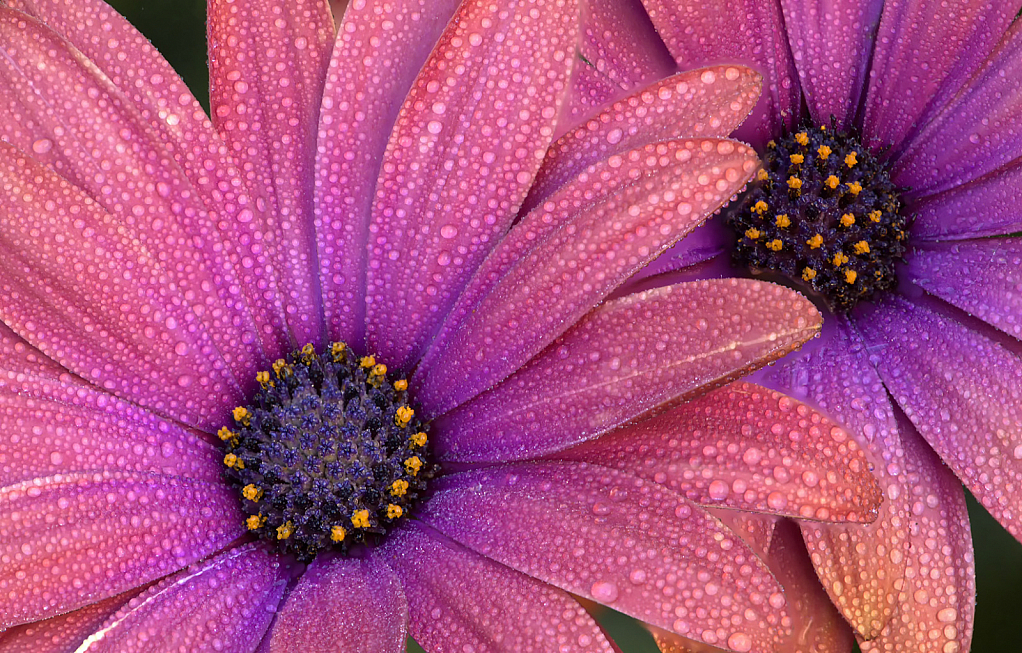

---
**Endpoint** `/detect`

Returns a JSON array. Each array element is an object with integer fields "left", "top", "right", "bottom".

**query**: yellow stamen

[
  {"left": 817, "top": 145, "right": 832, "bottom": 160},
  {"left": 217, "top": 427, "right": 237, "bottom": 442},
  {"left": 232, "top": 406, "right": 250, "bottom": 426},
  {"left": 360, "top": 355, "right": 376, "bottom": 369},
  {"left": 246, "top": 514, "right": 266, "bottom": 530},
  {"left": 766, "top": 239, "right": 783, "bottom": 252},
  {"left": 845, "top": 151, "right": 858, "bottom": 167},
  {"left": 869, "top": 210, "right": 883, "bottom": 223},
  {"left": 276, "top": 521, "right": 294, "bottom": 540},
  {"left": 775, "top": 214, "right": 791, "bottom": 228},
  {"left": 390, "top": 479, "right": 410, "bottom": 497},
  {"left": 372, "top": 363, "right": 388, "bottom": 377},
  {"left": 840, "top": 213, "right": 856, "bottom": 227},
  {"left": 223, "top": 452, "right": 241, "bottom": 469},
  {"left": 847, "top": 181, "right": 862, "bottom": 195},
  {"left": 405, "top": 456, "right": 423, "bottom": 476},
  {"left": 272, "top": 359, "right": 291, "bottom": 377},
  {"left": 756, "top": 168, "right": 769, "bottom": 181},
  {"left": 845, "top": 270, "right": 858, "bottom": 284},
  {"left": 752, "top": 200, "right": 769, "bottom": 214},
  {"left": 352, "top": 509, "right": 371, "bottom": 529},
  {"left": 824, "top": 175, "right": 840, "bottom": 189},
  {"left": 802, "top": 267, "right": 817, "bottom": 281},
  {"left": 331, "top": 341, "right": 347, "bottom": 361},
  {"left": 745, "top": 227, "right": 761, "bottom": 240},
  {"left": 242, "top": 484, "right": 263, "bottom": 501},
  {"left": 795, "top": 132, "right": 809, "bottom": 146},
  {"left": 410, "top": 431, "right": 428, "bottom": 447},
  {"left": 853, "top": 241, "right": 870, "bottom": 255},
  {"left": 395, "top": 405, "right": 414, "bottom": 426},
  {"left": 832, "top": 252, "right": 849, "bottom": 267},
  {"left": 767, "top": 140, "right": 777, "bottom": 149},
  {"left": 387, "top": 504, "right": 404, "bottom": 519},
  {"left": 789, "top": 153, "right": 804, "bottom": 165},
  {"left": 300, "top": 343, "right": 315, "bottom": 362},
  {"left": 256, "top": 371, "right": 271, "bottom": 388},
  {"left": 807, "top": 234, "right": 824, "bottom": 249},
  {"left": 787, "top": 176, "right": 802, "bottom": 190},
  {"left": 331, "top": 525, "right": 347, "bottom": 542},
  {"left": 393, "top": 379, "right": 408, "bottom": 392}
]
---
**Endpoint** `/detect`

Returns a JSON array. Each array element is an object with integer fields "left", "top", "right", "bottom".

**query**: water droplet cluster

[
  {"left": 219, "top": 343, "right": 434, "bottom": 561},
  {"left": 728, "top": 124, "right": 907, "bottom": 311}
]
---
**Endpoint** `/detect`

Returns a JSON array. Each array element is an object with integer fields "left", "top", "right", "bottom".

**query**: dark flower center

[
  {"left": 726, "top": 124, "right": 907, "bottom": 311},
  {"left": 219, "top": 342, "right": 434, "bottom": 562}
]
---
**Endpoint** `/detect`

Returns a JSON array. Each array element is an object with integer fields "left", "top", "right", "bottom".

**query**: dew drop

[
  {"left": 590, "top": 581, "right": 619, "bottom": 603},
  {"left": 31, "top": 139, "right": 53, "bottom": 154}
]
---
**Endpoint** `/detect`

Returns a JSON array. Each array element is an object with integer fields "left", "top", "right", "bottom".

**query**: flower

[
  {"left": 577, "top": 0, "right": 1022, "bottom": 649},
  {"left": 0, "top": 0, "right": 886, "bottom": 651}
]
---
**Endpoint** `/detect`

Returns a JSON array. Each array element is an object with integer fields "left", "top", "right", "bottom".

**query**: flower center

[
  {"left": 726, "top": 124, "right": 907, "bottom": 311},
  {"left": 219, "top": 343, "right": 434, "bottom": 562}
]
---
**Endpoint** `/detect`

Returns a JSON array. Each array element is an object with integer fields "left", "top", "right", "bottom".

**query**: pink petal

[
  {"left": 0, "top": 321, "right": 65, "bottom": 378},
  {"left": 908, "top": 238, "right": 1022, "bottom": 342},
  {"left": 862, "top": 0, "right": 1019, "bottom": 155},
  {"left": 415, "top": 140, "right": 762, "bottom": 417},
  {"left": 208, "top": 0, "right": 336, "bottom": 348},
  {"left": 556, "top": 381, "right": 882, "bottom": 523},
  {"left": 79, "top": 544, "right": 287, "bottom": 653},
  {"left": 0, "top": 146, "right": 245, "bottom": 428},
  {"left": 0, "top": 6, "right": 267, "bottom": 383},
  {"left": 421, "top": 461, "right": 793, "bottom": 651},
  {"left": 315, "top": 0, "right": 462, "bottom": 345},
  {"left": 0, "top": 378, "right": 222, "bottom": 487},
  {"left": 526, "top": 66, "right": 764, "bottom": 213},
  {"left": 381, "top": 522, "right": 618, "bottom": 653},
  {"left": 0, "top": 471, "right": 244, "bottom": 628},
  {"left": 0, "top": 588, "right": 142, "bottom": 653},
  {"left": 640, "top": 0, "right": 801, "bottom": 147},
  {"left": 779, "top": 0, "right": 883, "bottom": 129},
  {"left": 432, "top": 279, "right": 821, "bottom": 463},
  {"left": 261, "top": 555, "right": 406, "bottom": 653},
  {"left": 856, "top": 295, "right": 1022, "bottom": 541},
  {"left": 364, "top": 0, "right": 579, "bottom": 370}
]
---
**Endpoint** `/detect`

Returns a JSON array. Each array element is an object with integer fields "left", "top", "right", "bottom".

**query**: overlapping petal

[
  {"left": 0, "top": 588, "right": 142, "bottom": 653},
  {"left": 907, "top": 159, "right": 1022, "bottom": 240},
  {"left": 383, "top": 522, "right": 617, "bottom": 653},
  {"left": 433, "top": 280, "right": 821, "bottom": 462}
]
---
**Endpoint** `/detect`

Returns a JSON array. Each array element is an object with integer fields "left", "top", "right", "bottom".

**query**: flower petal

[
  {"left": 381, "top": 521, "right": 617, "bottom": 653},
  {"left": 0, "top": 321, "right": 65, "bottom": 378},
  {"left": 527, "top": 66, "right": 763, "bottom": 213},
  {"left": 0, "top": 6, "right": 268, "bottom": 382},
  {"left": 0, "top": 588, "right": 142, "bottom": 653},
  {"left": 364, "top": 0, "right": 579, "bottom": 370},
  {"left": 906, "top": 159, "right": 1022, "bottom": 240},
  {"left": 0, "top": 471, "right": 244, "bottom": 628},
  {"left": 315, "top": 0, "right": 462, "bottom": 345},
  {"left": 260, "top": 555, "right": 406, "bottom": 653},
  {"left": 908, "top": 238, "right": 1022, "bottom": 342},
  {"left": 77, "top": 544, "right": 287, "bottom": 653},
  {"left": 432, "top": 279, "right": 821, "bottom": 463},
  {"left": 556, "top": 381, "right": 882, "bottom": 523},
  {"left": 895, "top": 20, "right": 1022, "bottom": 196},
  {"left": 208, "top": 0, "right": 335, "bottom": 347},
  {"left": 856, "top": 295, "right": 1022, "bottom": 541},
  {"left": 421, "top": 461, "right": 792, "bottom": 651},
  {"left": 640, "top": 0, "right": 801, "bottom": 147},
  {"left": 778, "top": 0, "right": 883, "bottom": 129},
  {"left": 415, "top": 139, "right": 761, "bottom": 417},
  {"left": 0, "top": 145, "right": 244, "bottom": 428},
  {"left": 862, "top": 0, "right": 1019, "bottom": 155}
]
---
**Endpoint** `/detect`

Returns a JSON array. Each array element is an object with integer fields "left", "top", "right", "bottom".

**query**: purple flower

[
  {"left": 0, "top": 0, "right": 888, "bottom": 651},
  {"left": 576, "top": 0, "right": 1022, "bottom": 650}
]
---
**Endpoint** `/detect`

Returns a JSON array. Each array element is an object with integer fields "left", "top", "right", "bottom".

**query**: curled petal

[{"left": 0, "top": 588, "right": 142, "bottom": 653}]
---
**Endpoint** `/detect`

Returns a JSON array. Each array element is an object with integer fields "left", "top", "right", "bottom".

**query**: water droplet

[{"left": 590, "top": 581, "right": 619, "bottom": 603}]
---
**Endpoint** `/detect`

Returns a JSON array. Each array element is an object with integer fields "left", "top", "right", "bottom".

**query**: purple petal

[
  {"left": 260, "top": 555, "right": 406, "bottom": 653},
  {"left": 208, "top": 0, "right": 335, "bottom": 348},
  {"left": 526, "top": 66, "right": 764, "bottom": 213},
  {"left": 0, "top": 471, "right": 245, "bottom": 628},
  {"left": 415, "top": 140, "right": 762, "bottom": 417},
  {"left": 364, "top": 0, "right": 579, "bottom": 370},
  {"left": 895, "top": 21, "right": 1022, "bottom": 196},
  {"left": 0, "top": 588, "right": 142, "bottom": 653},
  {"left": 0, "top": 145, "right": 245, "bottom": 428},
  {"left": 908, "top": 238, "right": 1022, "bottom": 342},
  {"left": 0, "top": 6, "right": 268, "bottom": 382},
  {"left": 779, "top": 0, "right": 883, "bottom": 128},
  {"left": 78, "top": 544, "right": 287, "bottom": 653},
  {"left": 0, "top": 379, "right": 222, "bottom": 486},
  {"left": 640, "top": 0, "right": 801, "bottom": 147},
  {"left": 861, "top": 0, "right": 1019, "bottom": 155},
  {"left": 556, "top": 381, "right": 882, "bottom": 523},
  {"left": 907, "top": 157, "right": 1022, "bottom": 240},
  {"left": 432, "top": 279, "right": 821, "bottom": 463},
  {"left": 421, "top": 461, "right": 793, "bottom": 651},
  {"left": 381, "top": 522, "right": 617, "bottom": 653},
  {"left": 856, "top": 295, "right": 1022, "bottom": 541},
  {"left": 315, "top": 0, "right": 462, "bottom": 345}
]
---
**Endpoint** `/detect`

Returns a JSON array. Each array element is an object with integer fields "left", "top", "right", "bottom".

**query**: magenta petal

[
  {"left": 415, "top": 140, "right": 762, "bottom": 417},
  {"left": 79, "top": 544, "right": 287, "bottom": 653},
  {"left": 862, "top": 0, "right": 1019, "bottom": 154},
  {"left": 556, "top": 381, "right": 882, "bottom": 523},
  {"left": 779, "top": 0, "right": 883, "bottom": 129},
  {"left": 315, "top": 0, "right": 462, "bottom": 345},
  {"left": 0, "top": 146, "right": 245, "bottom": 428},
  {"left": 908, "top": 238, "right": 1022, "bottom": 342},
  {"left": 0, "top": 379, "right": 222, "bottom": 486},
  {"left": 432, "top": 280, "right": 821, "bottom": 463},
  {"left": 261, "top": 555, "right": 406, "bottom": 653},
  {"left": 895, "top": 21, "right": 1022, "bottom": 196},
  {"left": 364, "top": 0, "right": 579, "bottom": 370},
  {"left": 640, "top": 0, "right": 801, "bottom": 147},
  {"left": 907, "top": 159, "right": 1022, "bottom": 240},
  {"left": 381, "top": 522, "right": 617, "bottom": 653},
  {"left": 208, "top": 0, "right": 335, "bottom": 348},
  {"left": 0, "top": 471, "right": 245, "bottom": 628},
  {"left": 421, "top": 461, "right": 791, "bottom": 651},
  {"left": 855, "top": 296, "right": 1022, "bottom": 541},
  {"left": 0, "top": 588, "right": 142, "bottom": 653},
  {"left": 526, "top": 66, "right": 763, "bottom": 212},
  {"left": 0, "top": 321, "right": 65, "bottom": 378}
]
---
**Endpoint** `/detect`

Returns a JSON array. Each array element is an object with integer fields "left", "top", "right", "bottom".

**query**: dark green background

[{"left": 102, "top": 1, "right": 1022, "bottom": 650}]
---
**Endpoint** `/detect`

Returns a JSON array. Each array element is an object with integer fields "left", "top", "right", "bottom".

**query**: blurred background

[{"left": 102, "top": 0, "right": 1022, "bottom": 650}]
